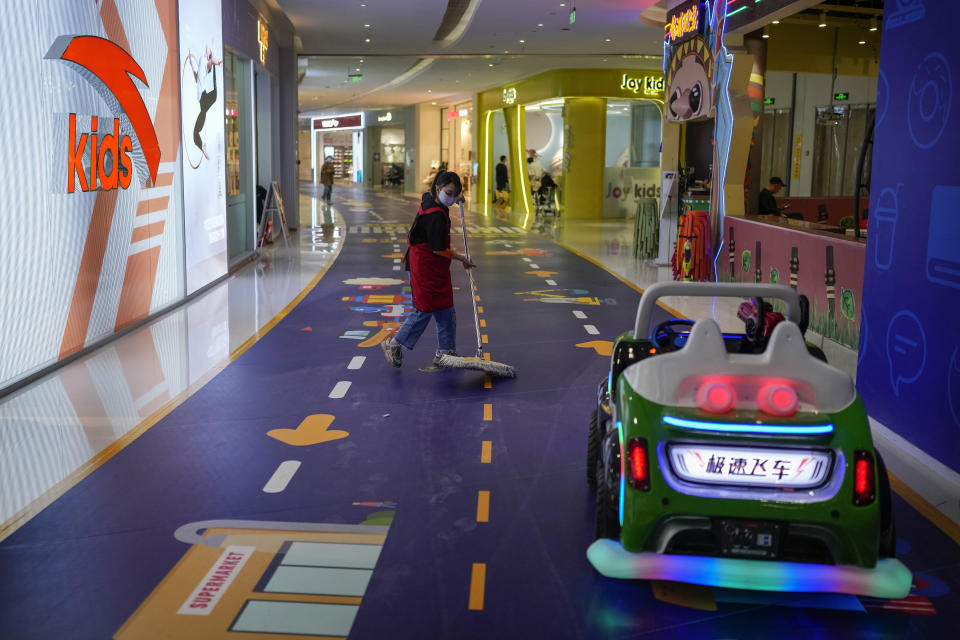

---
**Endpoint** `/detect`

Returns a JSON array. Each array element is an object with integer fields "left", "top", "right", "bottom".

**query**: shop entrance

[{"left": 224, "top": 48, "right": 255, "bottom": 265}]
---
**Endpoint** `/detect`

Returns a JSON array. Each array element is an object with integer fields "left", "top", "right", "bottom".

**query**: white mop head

[{"left": 437, "top": 354, "right": 516, "bottom": 378}]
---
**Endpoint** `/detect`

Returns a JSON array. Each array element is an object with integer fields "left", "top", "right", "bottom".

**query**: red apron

[{"left": 405, "top": 204, "right": 453, "bottom": 312}]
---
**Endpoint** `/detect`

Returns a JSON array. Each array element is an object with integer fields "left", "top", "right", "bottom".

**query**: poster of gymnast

[{"left": 179, "top": 0, "right": 228, "bottom": 294}]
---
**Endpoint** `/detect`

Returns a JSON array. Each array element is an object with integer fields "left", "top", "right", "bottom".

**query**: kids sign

[
  {"left": 621, "top": 74, "right": 665, "bottom": 97},
  {"left": 666, "top": 1, "right": 703, "bottom": 45}
]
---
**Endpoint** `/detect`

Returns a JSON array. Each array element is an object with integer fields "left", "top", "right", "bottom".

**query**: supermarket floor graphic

[{"left": 0, "top": 186, "right": 958, "bottom": 639}]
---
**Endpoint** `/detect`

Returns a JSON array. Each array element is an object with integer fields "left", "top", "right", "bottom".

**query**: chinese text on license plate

[{"left": 668, "top": 444, "right": 832, "bottom": 488}]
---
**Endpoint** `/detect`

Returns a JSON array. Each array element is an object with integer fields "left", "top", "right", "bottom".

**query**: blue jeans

[
  {"left": 394, "top": 306, "right": 456, "bottom": 352},
  {"left": 322, "top": 183, "right": 332, "bottom": 202}
]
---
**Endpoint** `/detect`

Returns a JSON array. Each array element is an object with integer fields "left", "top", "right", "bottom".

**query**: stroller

[{"left": 534, "top": 174, "right": 558, "bottom": 217}]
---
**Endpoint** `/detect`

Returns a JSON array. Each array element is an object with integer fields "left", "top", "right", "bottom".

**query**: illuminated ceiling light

[
  {"left": 538, "top": 23, "right": 544, "bottom": 27},
  {"left": 427, "top": 89, "right": 432, "bottom": 93},
  {"left": 869, "top": 16, "right": 878, "bottom": 32},
  {"left": 488, "top": 63, "right": 494, "bottom": 67},
  {"left": 818, "top": 12, "right": 827, "bottom": 28},
  {"left": 858, "top": 37, "right": 866, "bottom": 45},
  {"left": 359, "top": 59, "right": 364, "bottom": 63},
  {"left": 560, "top": 2, "right": 566, "bottom": 5},
  {"left": 762, "top": 28, "right": 769, "bottom": 39},
  {"left": 364, "top": 37, "right": 371, "bottom": 42},
  {"left": 431, "top": 101, "right": 437, "bottom": 105},
  {"left": 772, "top": 19, "right": 780, "bottom": 24},
  {"left": 519, "top": 39, "right": 525, "bottom": 43},
  {"left": 604, "top": 38, "right": 612, "bottom": 42},
  {"left": 364, "top": 24, "right": 370, "bottom": 28},
  {"left": 360, "top": 2, "right": 366, "bottom": 6}
]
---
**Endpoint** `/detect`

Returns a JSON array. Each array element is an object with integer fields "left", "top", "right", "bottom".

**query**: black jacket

[
  {"left": 495, "top": 162, "right": 508, "bottom": 190},
  {"left": 758, "top": 188, "right": 779, "bottom": 215}
]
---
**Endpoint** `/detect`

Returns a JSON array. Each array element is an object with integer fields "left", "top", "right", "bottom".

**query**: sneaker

[
  {"left": 381, "top": 340, "right": 402, "bottom": 368},
  {"left": 433, "top": 349, "right": 457, "bottom": 366}
]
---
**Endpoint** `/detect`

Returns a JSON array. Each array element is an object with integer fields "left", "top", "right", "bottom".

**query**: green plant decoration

[
  {"left": 741, "top": 250, "right": 751, "bottom": 273},
  {"left": 841, "top": 289, "right": 856, "bottom": 320}
]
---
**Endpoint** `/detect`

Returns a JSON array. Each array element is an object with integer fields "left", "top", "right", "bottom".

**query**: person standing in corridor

[
  {"left": 320, "top": 156, "right": 335, "bottom": 203},
  {"left": 381, "top": 171, "right": 476, "bottom": 368},
  {"left": 495, "top": 155, "right": 509, "bottom": 206}
]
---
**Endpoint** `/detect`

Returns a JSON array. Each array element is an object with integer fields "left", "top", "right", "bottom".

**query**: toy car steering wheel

[{"left": 653, "top": 319, "right": 695, "bottom": 351}]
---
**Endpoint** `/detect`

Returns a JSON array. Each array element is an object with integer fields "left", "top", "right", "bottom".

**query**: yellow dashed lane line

[
  {"left": 468, "top": 563, "right": 486, "bottom": 610},
  {"left": 476, "top": 491, "right": 490, "bottom": 523},
  {"left": 483, "top": 404, "right": 492, "bottom": 421},
  {"left": 481, "top": 440, "right": 492, "bottom": 463}
]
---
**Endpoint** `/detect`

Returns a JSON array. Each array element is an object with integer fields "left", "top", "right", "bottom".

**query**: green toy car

[{"left": 586, "top": 282, "right": 912, "bottom": 599}]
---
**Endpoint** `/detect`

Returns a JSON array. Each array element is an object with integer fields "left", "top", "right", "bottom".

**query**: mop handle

[{"left": 457, "top": 203, "right": 483, "bottom": 358}]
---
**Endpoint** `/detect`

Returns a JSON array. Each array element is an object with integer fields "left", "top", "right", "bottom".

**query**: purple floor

[{"left": 0, "top": 187, "right": 957, "bottom": 639}]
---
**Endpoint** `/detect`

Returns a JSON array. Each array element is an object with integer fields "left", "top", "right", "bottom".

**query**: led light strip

[{"left": 662, "top": 415, "right": 833, "bottom": 435}]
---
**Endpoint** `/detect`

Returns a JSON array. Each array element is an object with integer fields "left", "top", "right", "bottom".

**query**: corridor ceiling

[{"left": 277, "top": 0, "right": 666, "bottom": 114}]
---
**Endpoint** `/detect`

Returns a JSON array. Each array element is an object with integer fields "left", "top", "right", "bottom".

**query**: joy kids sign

[{"left": 621, "top": 74, "right": 665, "bottom": 96}]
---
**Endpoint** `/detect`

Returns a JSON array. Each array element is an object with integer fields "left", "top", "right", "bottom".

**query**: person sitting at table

[{"left": 758, "top": 177, "right": 786, "bottom": 215}]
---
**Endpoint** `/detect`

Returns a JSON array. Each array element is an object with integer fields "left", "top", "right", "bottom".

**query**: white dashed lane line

[
  {"left": 393, "top": 259, "right": 401, "bottom": 263},
  {"left": 330, "top": 381, "right": 352, "bottom": 398},
  {"left": 522, "top": 257, "right": 532, "bottom": 262},
  {"left": 528, "top": 263, "right": 539, "bottom": 269},
  {"left": 348, "top": 356, "right": 366, "bottom": 370},
  {"left": 393, "top": 265, "right": 401, "bottom": 271},
  {"left": 263, "top": 460, "right": 301, "bottom": 493},
  {"left": 584, "top": 325, "right": 600, "bottom": 335},
  {"left": 545, "top": 279, "right": 557, "bottom": 286},
  {"left": 573, "top": 310, "right": 587, "bottom": 319}
]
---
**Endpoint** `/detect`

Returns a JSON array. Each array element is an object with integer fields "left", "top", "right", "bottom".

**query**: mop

[{"left": 437, "top": 203, "right": 516, "bottom": 378}]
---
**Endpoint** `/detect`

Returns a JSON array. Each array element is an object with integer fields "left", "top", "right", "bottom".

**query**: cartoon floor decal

[
  {"left": 266, "top": 414, "right": 349, "bottom": 446},
  {"left": 115, "top": 515, "right": 393, "bottom": 640},
  {"left": 576, "top": 340, "right": 614, "bottom": 356},
  {"left": 514, "top": 288, "right": 617, "bottom": 306},
  {"left": 525, "top": 270, "right": 558, "bottom": 278}
]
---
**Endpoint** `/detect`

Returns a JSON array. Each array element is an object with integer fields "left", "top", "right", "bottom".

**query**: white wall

[
  {"left": 415, "top": 104, "right": 441, "bottom": 193},
  {"left": 765, "top": 71, "right": 878, "bottom": 197}
]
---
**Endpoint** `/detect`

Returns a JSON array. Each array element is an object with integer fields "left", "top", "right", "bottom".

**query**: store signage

[
  {"left": 377, "top": 112, "right": 392, "bottom": 122},
  {"left": 620, "top": 74, "right": 664, "bottom": 96},
  {"left": 503, "top": 87, "right": 517, "bottom": 105},
  {"left": 48, "top": 35, "right": 160, "bottom": 192},
  {"left": 446, "top": 108, "right": 470, "bottom": 121},
  {"left": 313, "top": 113, "right": 364, "bottom": 130},
  {"left": 763, "top": 97, "right": 775, "bottom": 105},
  {"left": 834, "top": 92, "right": 849, "bottom": 101},
  {"left": 257, "top": 19, "right": 268, "bottom": 65},
  {"left": 666, "top": 1, "right": 702, "bottom": 45}
]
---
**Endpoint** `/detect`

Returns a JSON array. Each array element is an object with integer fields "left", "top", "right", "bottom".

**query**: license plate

[
  {"left": 718, "top": 519, "right": 783, "bottom": 559},
  {"left": 668, "top": 443, "right": 832, "bottom": 489}
]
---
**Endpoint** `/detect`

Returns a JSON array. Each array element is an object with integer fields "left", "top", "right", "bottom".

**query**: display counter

[
  {"left": 721, "top": 214, "right": 865, "bottom": 350},
  {"left": 778, "top": 196, "right": 870, "bottom": 228}
]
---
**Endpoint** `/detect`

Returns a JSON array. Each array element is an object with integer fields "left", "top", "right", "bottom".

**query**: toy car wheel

[
  {"left": 877, "top": 452, "right": 896, "bottom": 558},
  {"left": 587, "top": 409, "right": 601, "bottom": 486},
  {"left": 594, "top": 435, "right": 621, "bottom": 540}
]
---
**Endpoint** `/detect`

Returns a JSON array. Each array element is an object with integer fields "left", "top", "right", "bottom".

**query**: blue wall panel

[{"left": 858, "top": 1, "right": 960, "bottom": 472}]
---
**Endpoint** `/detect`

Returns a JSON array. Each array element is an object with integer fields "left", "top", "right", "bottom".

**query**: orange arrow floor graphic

[
  {"left": 576, "top": 340, "right": 614, "bottom": 356},
  {"left": 267, "top": 414, "right": 349, "bottom": 446},
  {"left": 525, "top": 270, "right": 558, "bottom": 278}
]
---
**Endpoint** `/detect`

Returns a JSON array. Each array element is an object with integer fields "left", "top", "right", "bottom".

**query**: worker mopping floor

[{"left": 437, "top": 203, "right": 516, "bottom": 378}]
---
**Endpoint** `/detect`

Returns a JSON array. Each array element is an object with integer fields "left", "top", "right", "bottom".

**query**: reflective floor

[{"left": 0, "top": 190, "right": 344, "bottom": 532}]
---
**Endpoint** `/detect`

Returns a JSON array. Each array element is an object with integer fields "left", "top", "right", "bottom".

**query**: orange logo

[{"left": 47, "top": 35, "right": 161, "bottom": 192}]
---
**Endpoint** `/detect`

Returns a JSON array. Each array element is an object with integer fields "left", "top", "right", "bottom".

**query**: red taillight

[
  {"left": 627, "top": 438, "right": 650, "bottom": 491},
  {"left": 757, "top": 383, "right": 799, "bottom": 417},
  {"left": 696, "top": 380, "right": 736, "bottom": 414},
  {"left": 853, "top": 450, "right": 876, "bottom": 506}
]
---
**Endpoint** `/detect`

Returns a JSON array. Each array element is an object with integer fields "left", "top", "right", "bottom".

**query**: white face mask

[{"left": 437, "top": 190, "right": 458, "bottom": 207}]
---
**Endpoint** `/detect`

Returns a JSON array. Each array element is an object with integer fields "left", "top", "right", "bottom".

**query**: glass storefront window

[{"left": 811, "top": 103, "right": 875, "bottom": 197}]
